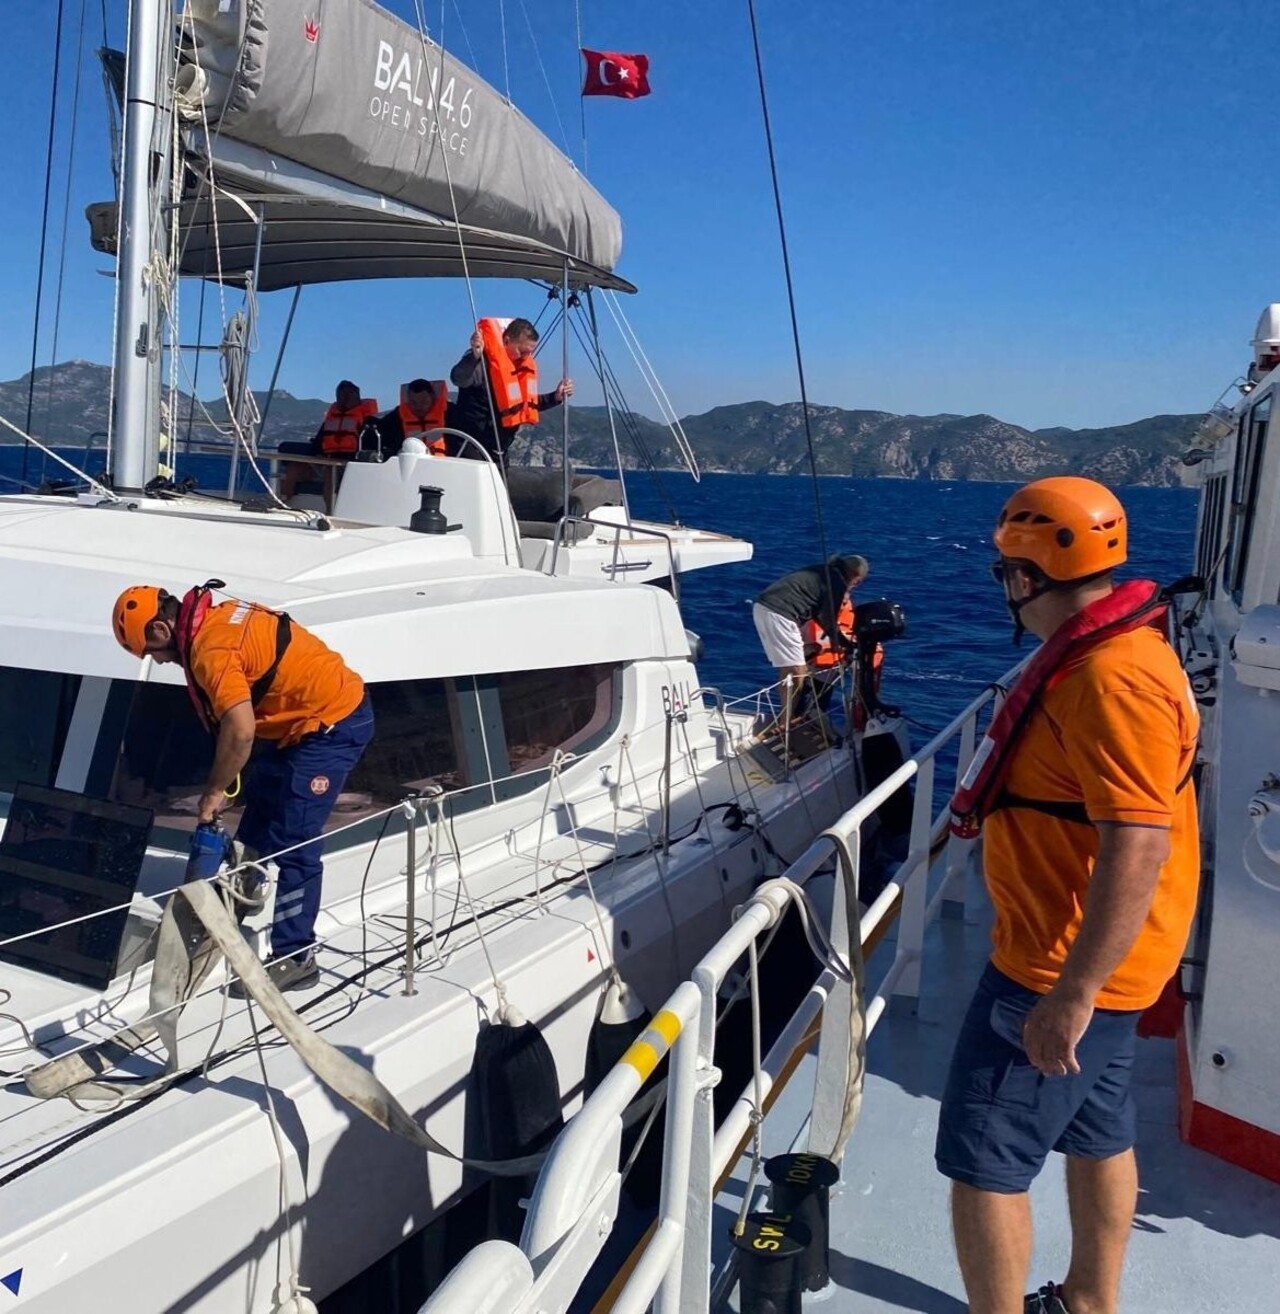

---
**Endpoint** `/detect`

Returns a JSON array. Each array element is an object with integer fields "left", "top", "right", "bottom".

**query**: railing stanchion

[
  {"left": 892, "top": 755, "right": 934, "bottom": 1004},
  {"left": 402, "top": 798, "right": 419, "bottom": 997},
  {"left": 808, "top": 833, "right": 855, "bottom": 1159},
  {"left": 942, "top": 714, "right": 978, "bottom": 919},
  {"left": 671, "top": 967, "right": 722, "bottom": 1314}
]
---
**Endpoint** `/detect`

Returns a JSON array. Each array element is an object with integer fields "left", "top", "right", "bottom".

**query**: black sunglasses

[{"left": 989, "top": 560, "right": 1007, "bottom": 586}]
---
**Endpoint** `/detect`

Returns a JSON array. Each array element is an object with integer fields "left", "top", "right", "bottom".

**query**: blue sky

[{"left": 0, "top": 0, "right": 1274, "bottom": 431}]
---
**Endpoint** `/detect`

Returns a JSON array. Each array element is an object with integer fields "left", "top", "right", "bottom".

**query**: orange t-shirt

[
  {"left": 983, "top": 624, "right": 1200, "bottom": 1010},
  {"left": 187, "top": 600, "right": 365, "bottom": 747}
]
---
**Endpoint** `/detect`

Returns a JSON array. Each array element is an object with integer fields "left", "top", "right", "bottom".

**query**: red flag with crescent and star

[{"left": 581, "top": 49, "right": 651, "bottom": 99}]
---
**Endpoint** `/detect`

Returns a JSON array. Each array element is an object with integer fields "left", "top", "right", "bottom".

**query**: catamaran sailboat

[
  {"left": 419, "top": 314, "right": 1280, "bottom": 1312},
  {"left": 0, "top": 2, "right": 912, "bottom": 1311}
]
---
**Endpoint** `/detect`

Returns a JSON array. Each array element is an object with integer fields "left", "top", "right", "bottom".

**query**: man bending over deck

[
  {"left": 939, "top": 478, "right": 1200, "bottom": 1314},
  {"left": 752, "top": 554, "right": 868, "bottom": 711},
  {"left": 112, "top": 582, "right": 374, "bottom": 992}
]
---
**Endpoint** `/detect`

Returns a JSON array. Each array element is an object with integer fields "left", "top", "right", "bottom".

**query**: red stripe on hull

[{"left": 1177, "top": 1026, "right": 1280, "bottom": 1185}]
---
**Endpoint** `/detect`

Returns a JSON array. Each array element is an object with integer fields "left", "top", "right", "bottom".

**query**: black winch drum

[
  {"left": 764, "top": 1152, "right": 840, "bottom": 1291},
  {"left": 731, "top": 1211, "right": 811, "bottom": 1314}
]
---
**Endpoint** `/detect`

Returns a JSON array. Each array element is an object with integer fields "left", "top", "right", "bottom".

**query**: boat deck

[{"left": 714, "top": 878, "right": 1280, "bottom": 1311}]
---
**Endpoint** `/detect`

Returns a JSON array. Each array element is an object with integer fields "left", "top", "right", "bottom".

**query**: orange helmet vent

[
  {"left": 112, "top": 585, "right": 166, "bottom": 657},
  {"left": 994, "top": 477, "right": 1127, "bottom": 582}
]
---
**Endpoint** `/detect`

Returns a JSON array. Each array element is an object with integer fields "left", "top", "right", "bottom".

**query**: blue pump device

[{"left": 186, "top": 821, "right": 230, "bottom": 882}]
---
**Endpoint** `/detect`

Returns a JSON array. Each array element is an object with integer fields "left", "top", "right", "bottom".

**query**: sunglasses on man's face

[{"left": 989, "top": 560, "right": 1008, "bottom": 587}]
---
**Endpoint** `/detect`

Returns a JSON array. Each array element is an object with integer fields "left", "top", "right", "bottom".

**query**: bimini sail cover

[{"left": 166, "top": 0, "right": 630, "bottom": 291}]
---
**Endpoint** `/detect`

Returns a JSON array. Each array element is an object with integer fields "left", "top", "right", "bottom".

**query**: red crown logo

[{"left": 304, "top": 18, "right": 320, "bottom": 43}]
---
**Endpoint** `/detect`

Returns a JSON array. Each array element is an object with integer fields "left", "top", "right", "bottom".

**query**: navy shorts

[{"left": 934, "top": 963, "right": 1140, "bottom": 1194}]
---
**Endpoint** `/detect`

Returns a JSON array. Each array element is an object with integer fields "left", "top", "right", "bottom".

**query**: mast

[{"left": 111, "top": 0, "right": 170, "bottom": 490}]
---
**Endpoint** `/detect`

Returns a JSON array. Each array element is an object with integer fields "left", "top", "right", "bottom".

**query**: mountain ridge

[{"left": 0, "top": 361, "right": 1200, "bottom": 487}]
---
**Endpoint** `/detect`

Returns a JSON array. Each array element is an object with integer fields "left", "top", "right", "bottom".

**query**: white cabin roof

[{"left": 0, "top": 497, "right": 691, "bottom": 680}]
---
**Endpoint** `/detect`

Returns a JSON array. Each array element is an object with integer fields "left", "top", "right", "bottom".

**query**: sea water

[{"left": 627, "top": 473, "right": 1197, "bottom": 734}]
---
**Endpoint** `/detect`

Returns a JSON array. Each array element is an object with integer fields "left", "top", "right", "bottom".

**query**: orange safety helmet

[
  {"left": 112, "top": 585, "right": 167, "bottom": 657},
  {"left": 994, "top": 476, "right": 1127, "bottom": 582}
]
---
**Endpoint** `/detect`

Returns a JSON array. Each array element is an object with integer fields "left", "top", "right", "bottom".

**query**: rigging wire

[
  {"left": 563, "top": 303, "right": 683, "bottom": 523},
  {"left": 744, "top": 0, "right": 833, "bottom": 567},
  {"left": 447, "top": 0, "right": 481, "bottom": 76},
  {"left": 602, "top": 291, "right": 701, "bottom": 480},
  {"left": 21, "top": 0, "right": 68, "bottom": 490},
  {"left": 40, "top": 0, "right": 91, "bottom": 484},
  {"left": 573, "top": 0, "right": 588, "bottom": 174},
  {"left": 411, "top": 0, "right": 510, "bottom": 481},
  {"left": 496, "top": 0, "right": 512, "bottom": 101},
  {"left": 514, "top": 0, "right": 571, "bottom": 158},
  {"left": 585, "top": 289, "right": 629, "bottom": 518}
]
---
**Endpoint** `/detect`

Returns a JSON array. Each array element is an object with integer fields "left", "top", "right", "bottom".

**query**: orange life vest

[
  {"left": 316, "top": 398, "right": 378, "bottom": 455},
  {"left": 949, "top": 579, "right": 1170, "bottom": 839},
  {"left": 396, "top": 381, "right": 449, "bottom": 454},
  {"left": 802, "top": 599, "right": 856, "bottom": 669},
  {"left": 479, "top": 317, "right": 539, "bottom": 429}
]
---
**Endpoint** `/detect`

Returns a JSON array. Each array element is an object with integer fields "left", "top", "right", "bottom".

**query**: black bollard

[
  {"left": 764, "top": 1152, "right": 841, "bottom": 1292},
  {"left": 730, "top": 1212, "right": 811, "bottom": 1314}
]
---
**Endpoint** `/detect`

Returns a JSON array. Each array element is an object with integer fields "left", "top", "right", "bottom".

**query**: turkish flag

[{"left": 581, "top": 49, "right": 651, "bottom": 99}]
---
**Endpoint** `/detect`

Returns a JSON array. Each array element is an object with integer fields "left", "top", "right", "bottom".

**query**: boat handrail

[
  {"left": 419, "top": 658, "right": 1023, "bottom": 1314},
  {"left": 547, "top": 513, "right": 682, "bottom": 601},
  {"left": 0, "top": 677, "right": 784, "bottom": 1070}
]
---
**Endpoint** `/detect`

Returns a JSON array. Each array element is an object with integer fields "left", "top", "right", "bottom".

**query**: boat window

[
  {"left": 345, "top": 678, "right": 462, "bottom": 805},
  {"left": 1228, "top": 394, "right": 1271, "bottom": 602},
  {"left": 106, "top": 683, "right": 226, "bottom": 837},
  {"left": 496, "top": 664, "right": 619, "bottom": 781},
  {"left": 0, "top": 668, "right": 80, "bottom": 795},
  {"left": 101, "top": 666, "right": 620, "bottom": 845}
]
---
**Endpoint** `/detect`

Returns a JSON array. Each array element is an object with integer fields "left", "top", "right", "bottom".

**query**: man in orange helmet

[
  {"left": 937, "top": 478, "right": 1200, "bottom": 1314},
  {"left": 112, "top": 582, "right": 373, "bottom": 992}
]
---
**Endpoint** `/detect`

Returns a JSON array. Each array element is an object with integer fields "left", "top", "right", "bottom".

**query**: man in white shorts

[{"left": 753, "top": 554, "right": 869, "bottom": 701}]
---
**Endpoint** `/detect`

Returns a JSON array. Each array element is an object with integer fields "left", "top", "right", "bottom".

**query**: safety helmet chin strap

[
  {"left": 1001, "top": 562, "right": 1111, "bottom": 646},
  {"left": 1001, "top": 562, "right": 1050, "bottom": 646}
]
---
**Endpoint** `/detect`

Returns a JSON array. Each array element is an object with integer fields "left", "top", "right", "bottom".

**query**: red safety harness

[
  {"left": 175, "top": 579, "right": 293, "bottom": 733},
  {"left": 950, "top": 579, "right": 1177, "bottom": 838}
]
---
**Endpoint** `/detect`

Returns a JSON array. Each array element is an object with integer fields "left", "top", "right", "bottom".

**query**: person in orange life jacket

[
  {"left": 752, "top": 555, "right": 868, "bottom": 711},
  {"left": 448, "top": 317, "right": 574, "bottom": 468},
  {"left": 370, "top": 379, "right": 448, "bottom": 458},
  {"left": 111, "top": 583, "right": 375, "bottom": 993},
  {"left": 277, "top": 380, "right": 378, "bottom": 500},
  {"left": 936, "top": 478, "right": 1200, "bottom": 1314}
]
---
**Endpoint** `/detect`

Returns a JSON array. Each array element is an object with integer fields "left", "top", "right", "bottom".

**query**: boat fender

[
  {"left": 270, "top": 1284, "right": 318, "bottom": 1314},
  {"left": 585, "top": 977, "right": 650, "bottom": 1095},
  {"left": 473, "top": 1014, "right": 565, "bottom": 1241}
]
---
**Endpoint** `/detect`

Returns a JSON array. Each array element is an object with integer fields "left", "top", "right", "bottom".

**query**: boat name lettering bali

[{"left": 371, "top": 40, "right": 473, "bottom": 153}]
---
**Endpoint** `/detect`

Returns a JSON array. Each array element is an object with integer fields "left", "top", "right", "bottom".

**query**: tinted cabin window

[
  {"left": 346, "top": 679, "right": 461, "bottom": 804},
  {"left": 108, "top": 684, "right": 221, "bottom": 836},
  {"left": 0, "top": 668, "right": 80, "bottom": 794},
  {"left": 104, "top": 668, "right": 619, "bottom": 841},
  {"left": 1229, "top": 394, "right": 1271, "bottom": 603},
  {"left": 497, "top": 664, "right": 618, "bottom": 778}
]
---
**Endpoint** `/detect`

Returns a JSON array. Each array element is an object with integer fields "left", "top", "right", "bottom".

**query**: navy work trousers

[{"left": 237, "top": 695, "right": 374, "bottom": 959}]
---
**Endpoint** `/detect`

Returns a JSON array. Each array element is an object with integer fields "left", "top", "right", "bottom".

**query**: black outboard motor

[{"left": 852, "top": 598, "right": 906, "bottom": 720}]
